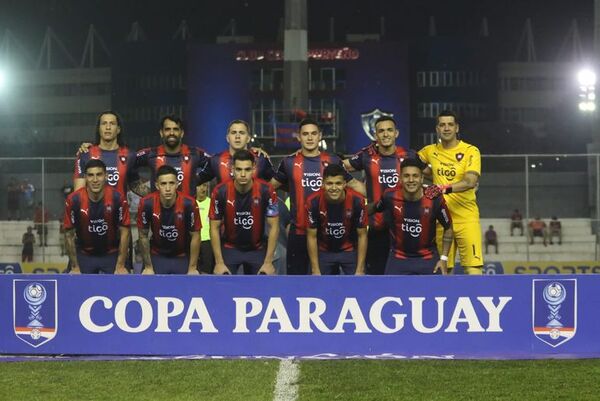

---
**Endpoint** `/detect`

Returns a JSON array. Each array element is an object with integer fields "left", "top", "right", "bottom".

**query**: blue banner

[{"left": 1, "top": 275, "right": 598, "bottom": 358}]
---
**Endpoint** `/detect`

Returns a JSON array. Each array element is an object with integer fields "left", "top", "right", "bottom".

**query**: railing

[{"left": 0, "top": 153, "right": 598, "bottom": 262}]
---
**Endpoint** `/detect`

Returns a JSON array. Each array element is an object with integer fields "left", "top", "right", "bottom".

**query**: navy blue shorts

[
  {"left": 384, "top": 253, "right": 440, "bottom": 275},
  {"left": 151, "top": 254, "right": 189, "bottom": 275},
  {"left": 287, "top": 231, "right": 309, "bottom": 275},
  {"left": 78, "top": 251, "right": 118, "bottom": 274},
  {"left": 319, "top": 251, "right": 357, "bottom": 275},
  {"left": 222, "top": 247, "right": 266, "bottom": 275}
]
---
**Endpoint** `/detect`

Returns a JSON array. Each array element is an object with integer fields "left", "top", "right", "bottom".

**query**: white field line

[{"left": 273, "top": 358, "right": 300, "bottom": 401}]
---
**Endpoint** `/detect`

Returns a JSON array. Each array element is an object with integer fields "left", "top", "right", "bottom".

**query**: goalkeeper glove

[{"left": 424, "top": 184, "right": 452, "bottom": 199}]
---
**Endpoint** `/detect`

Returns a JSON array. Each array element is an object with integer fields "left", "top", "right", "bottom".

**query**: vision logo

[
  {"left": 532, "top": 279, "right": 577, "bottom": 347},
  {"left": 13, "top": 280, "right": 58, "bottom": 347}
]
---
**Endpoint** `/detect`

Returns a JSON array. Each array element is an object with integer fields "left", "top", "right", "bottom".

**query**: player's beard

[{"left": 163, "top": 135, "right": 182, "bottom": 150}]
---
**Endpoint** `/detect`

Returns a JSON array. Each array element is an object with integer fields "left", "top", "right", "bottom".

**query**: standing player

[
  {"left": 64, "top": 159, "right": 130, "bottom": 274},
  {"left": 137, "top": 165, "right": 201, "bottom": 275},
  {"left": 198, "top": 120, "right": 275, "bottom": 185},
  {"left": 133, "top": 115, "right": 210, "bottom": 197},
  {"left": 306, "top": 164, "right": 368, "bottom": 275},
  {"left": 73, "top": 111, "right": 137, "bottom": 195},
  {"left": 210, "top": 150, "right": 279, "bottom": 275},
  {"left": 419, "top": 110, "right": 483, "bottom": 275},
  {"left": 370, "top": 159, "right": 453, "bottom": 275},
  {"left": 343, "top": 116, "right": 412, "bottom": 275},
  {"left": 270, "top": 118, "right": 365, "bottom": 275}
]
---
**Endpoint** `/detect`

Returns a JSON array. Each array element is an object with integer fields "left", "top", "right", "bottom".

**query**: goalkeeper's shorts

[{"left": 436, "top": 220, "right": 483, "bottom": 273}]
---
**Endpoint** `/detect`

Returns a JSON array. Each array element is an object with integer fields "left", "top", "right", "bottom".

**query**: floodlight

[{"left": 578, "top": 69, "right": 596, "bottom": 86}]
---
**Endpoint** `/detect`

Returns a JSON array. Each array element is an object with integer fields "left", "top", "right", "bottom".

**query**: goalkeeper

[{"left": 419, "top": 110, "right": 483, "bottom": 275}]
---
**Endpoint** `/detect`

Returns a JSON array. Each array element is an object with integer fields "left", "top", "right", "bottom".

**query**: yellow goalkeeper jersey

[{"left": 418, "top": 140, "right": 481, "bottom": 223}]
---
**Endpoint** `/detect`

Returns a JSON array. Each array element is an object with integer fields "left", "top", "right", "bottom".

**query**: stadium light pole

[{"left": 577, "top": 68, "right": 596, "bottom": 112}]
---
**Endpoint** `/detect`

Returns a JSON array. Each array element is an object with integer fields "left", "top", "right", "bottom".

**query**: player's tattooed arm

[
  {"left": 138, "top": 228, "right": 154, "bottom": 274},
  {"left": 306, "top": 227, "right": 321, "bottom": 275},
  {"left": 65, "top": 229, "right": 80, "bottom": 274},
  {"left": 130, "top": 179, "right": 150, "bottom": 197}
]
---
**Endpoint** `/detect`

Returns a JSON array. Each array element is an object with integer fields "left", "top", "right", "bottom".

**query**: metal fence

[{"left": 0, "top": 153, "right": 598, "bottom": 262}]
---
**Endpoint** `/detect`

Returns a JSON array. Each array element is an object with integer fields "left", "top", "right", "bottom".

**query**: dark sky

[{"left": 0, "top": 0, "right": 594, "bottom": 59}]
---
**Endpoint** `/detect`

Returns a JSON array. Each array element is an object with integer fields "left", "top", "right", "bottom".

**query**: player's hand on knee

[
  {"left": 142, "top": 266, "right": 155, "bottom": 275},
  {"left": 70, "top": 265, "right": 81, "bottom": 275},
  {"left": 187, "top": 268, "right": 200, "bottom": 275},
  {"left": 115, "top": 264, "right": 128, "bottom": 275},
  {"left": 258, "top": 262, "right": 276, "bottom": 275},
  {"left": 214, "top": 262, "right": 231, "bottom": 275}
]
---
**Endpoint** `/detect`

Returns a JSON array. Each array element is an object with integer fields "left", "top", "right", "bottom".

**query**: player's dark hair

[
  {"left": 232, "top": 149, "right": 255, "bottom": 164},
  {"left": 298, "top": 117, "right": 321, "bottom": 132},
  {"left": 227, "top": 119, "right": 250, "bottom": 133},
  {"left": 400, "top": 158, "right": 425, "bottom": 173},
  {"left": 160, "top": 115, "right": 184, "bottom": 131},
  {"left": 323, "top": 164, "right": 348, "bottom": 179},
  {"left": 94, "top": 110, "right": 125, "bottom": 146},
  {"left": 437, "top": 110, "right": 459, "bottom": 125},
  {"left": 156, "top": 165, "right": 178, "bottom": 180},
  {"left": 84, "top": 158, "right": 107, "bottom": 173},
  {"left": 374, "top": 116, "right": 396, "bottom": 129}
]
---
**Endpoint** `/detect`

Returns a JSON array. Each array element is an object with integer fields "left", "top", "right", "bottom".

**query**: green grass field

[{"left": 1, "top": 359, "right": 600, "bottom": 401}]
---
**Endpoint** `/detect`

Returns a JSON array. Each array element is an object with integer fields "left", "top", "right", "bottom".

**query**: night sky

[{"left": 0, "top": 0, "right": 594, "bottom": 60}]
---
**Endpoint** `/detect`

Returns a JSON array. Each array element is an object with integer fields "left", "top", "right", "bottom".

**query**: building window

[
  {"left": 417, "top": 72, "right": 426, "bottom": 87},
  {"left": 429, "top": 71, "right": 439, "bottom": 87}
]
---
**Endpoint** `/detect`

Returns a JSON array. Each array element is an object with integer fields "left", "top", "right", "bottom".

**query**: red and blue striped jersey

[
  {"left": 135, "top": 144, "right": 210, "bottom": 197},
  {"left": 348, "top": 146, "right": 411, "bottom": 230},
  {"left": 375, "top": 191, "right": 452, "bottom": 259},
  {"left": 274, "top": 152, "right": 352, "bottom": 234},
  {"left": 306, "top": 188, "right": 367, "bottom": 252},
  {"left": 137, "top": 191, "right": 200, "bottom": 257},
  {"left": 74, "top": 145, "right": 138, "bottom": 196},
  {"left": 198, "top": 149, "right": 275, "bottom": 185},
  {"left": 64, "top": 186, "right": 130, "bottom": 255},
  {"left": 209, "top": 179, "right": 278, "bottom": 251}
]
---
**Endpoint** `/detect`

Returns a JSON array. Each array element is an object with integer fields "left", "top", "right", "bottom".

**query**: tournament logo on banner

[
  {"left": 532, "top": 279, "right": 577, "bottom": 347},
  {"left": 13, "top": 280, "right": 58, "bottom": 348},
  {"left": 360, "top": 108, "right": 394, "bottom": 141}
]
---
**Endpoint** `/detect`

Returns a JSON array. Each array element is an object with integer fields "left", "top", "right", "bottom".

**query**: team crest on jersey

[
  {"left": 532, "top": 279, "right": 577, "bottom": 347},
  {"left": 13, "top": 280, "right": 58, "bottom": 348},
  {"left": 361, "top": 108, "right": 394, "bottom": 141},
  {"left": 423, "top": 207, "right": 430, "bottom": 215},
  {"left": 120, "top": 156, "right": 127, "bottom": 163},
  {"left": 345, "top": 210, "right": 352, "bottom": 218},
  {"left": 254, "top": 198, "right": 260, "bottom": 205},
  {"left": 176, "top": 212, "right": 183, "bottom": 220},
  {"left": 106, "top": 205, "right": 112, "bottom": 213},
  {"left": 184, "top": 155, "right": 190, "bottom": 161},
  {"left": 455, "top": 153, "right": 464, "bottom": 161}
]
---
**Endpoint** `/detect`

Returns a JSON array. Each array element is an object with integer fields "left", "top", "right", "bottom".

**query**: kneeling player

[
  {"left": 210, "top": 150, "right": 279, "bottom": 275},
  {"left": 137, "top": 165, "right": 201, "bottom": 274},
  {"left": 370, "top": 159, "right": 453, "bottom": 275},
  {"left": 306, "top": 164, "right": 367, "bottom": 275},
  {"left": 64, "top": 159, "right": 130, "bottom": 274}
]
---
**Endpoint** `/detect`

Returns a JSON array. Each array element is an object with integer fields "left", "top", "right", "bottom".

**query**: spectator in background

[
  {"left": 22, "top": 226, "right": 35, "bottom": 262},
  {"left": 485, "top": 225, "right": 498, "bottom": 254},
  {"left": 549, "top": 216, "right": 562, "bottom": 245},
  {"left": 528, "top": 216, "right": 548, "bottom": 246},
  {"left": 510, "top": 208, "right": 523, "bottom": 236},
  {"left": 33, "top": 202, "right": 49, "bottom": 247},
  {"left": 195, "top": 181, "right": 214, "bottom": 274},
  {"left": 20, "top": 179, "right": 35, "bottom": 219},
  {"left": 61, "top": 180, "right": 74, "bottom": 200},
  {"left": 7, "top": 177, "right": 20, "bottom": 220}
]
